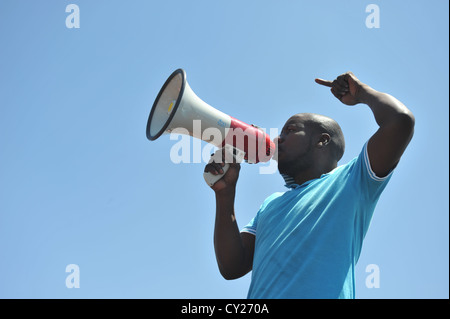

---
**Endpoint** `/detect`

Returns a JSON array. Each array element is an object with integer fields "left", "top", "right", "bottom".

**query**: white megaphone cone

[{"left": 146, "top": 68, "right": 275, "bottom": 186}]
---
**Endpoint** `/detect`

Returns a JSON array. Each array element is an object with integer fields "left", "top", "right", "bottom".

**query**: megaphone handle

[
  {"left": 203, "top": 163, "right": 230, "bottom": 187},
  {"left": 203, "top": 146, "right": 245, "bottom": 187}
]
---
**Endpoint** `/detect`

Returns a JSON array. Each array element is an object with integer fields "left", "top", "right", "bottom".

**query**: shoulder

[
  {"left": 327, "top": 142, "right": 394, "bottom": 182},
  {"left": 261, "top": 192, "right": 284, "bottom": 207}
]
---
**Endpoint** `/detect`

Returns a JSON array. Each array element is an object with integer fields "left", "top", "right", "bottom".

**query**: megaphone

[{"left": 146, "top": 68, "right": 275, "bottom": 186}]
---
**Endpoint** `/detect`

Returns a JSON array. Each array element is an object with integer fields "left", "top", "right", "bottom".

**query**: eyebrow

[{"left": 284, "top": 121, "right": 304, "bottom": 128}]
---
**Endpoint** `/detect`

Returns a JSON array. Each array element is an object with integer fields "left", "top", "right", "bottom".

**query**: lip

[{"left": 273, "top": 146, "right": 283, "bottom": 161}]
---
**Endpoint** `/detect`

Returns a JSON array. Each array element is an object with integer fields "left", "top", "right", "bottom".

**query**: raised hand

[{"left": 315, "top": 71, "right": 365, "bottom": 106}]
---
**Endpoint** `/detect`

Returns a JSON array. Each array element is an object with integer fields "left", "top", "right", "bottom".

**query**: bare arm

[
  {"left": 360, "top": 85, "right": 415, "bottom": 177},
  {"left": 316, "top": 72, "right": 415, "bottom": 177},
  {"left": 205, "top": 152, "right": 255, "bottom": 280}
]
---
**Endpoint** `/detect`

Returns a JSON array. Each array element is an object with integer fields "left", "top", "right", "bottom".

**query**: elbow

[
  {"left": 395, "top": 110, "right": 415, "bottom": 138},
  {"left": 218, "top": 265, "right": 248, "bottom": 280},
  {"left": 404, "top": 110, "right": 415, "bottom": 128},
  {"left": 219, "top": 269, "right": 241, "bottom": 281},
  {"left": 221, "top": 273, "right": 236, "bottom": 281}
]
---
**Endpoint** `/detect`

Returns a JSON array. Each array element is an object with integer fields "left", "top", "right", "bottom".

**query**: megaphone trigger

[{"left": 224, "top": 144, "right": 245, "bottom": 164}]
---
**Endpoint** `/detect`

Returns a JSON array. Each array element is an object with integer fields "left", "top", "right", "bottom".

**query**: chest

[{"left": 257, "top": 181, "right": 359, "bottom": 244}]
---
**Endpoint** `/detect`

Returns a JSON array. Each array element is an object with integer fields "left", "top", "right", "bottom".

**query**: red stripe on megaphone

[{"left": 222, "top": 117, "right": 275, "bottom": 164}]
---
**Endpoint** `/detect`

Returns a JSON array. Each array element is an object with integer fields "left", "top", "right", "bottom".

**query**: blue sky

[{"left": 0, "top": 0, "right": 448, "bottom": 299}]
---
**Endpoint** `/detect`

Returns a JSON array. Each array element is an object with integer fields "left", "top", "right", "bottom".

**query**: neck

[
  {"left": 292, "top": 161, "right": 337, "bottom": 186},
  {"left": 293, "top": 170, "right": 322, "bottom": 186}
]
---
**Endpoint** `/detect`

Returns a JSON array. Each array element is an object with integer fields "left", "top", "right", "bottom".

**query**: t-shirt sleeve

[
  {"left": 348, "top": 141, "right": 395, "bottom": 251},
  {"left": 241, "top": 216, "right": 258, "bottom": 236},
  {"left": 353, "top": 140, "right": 395, "bottom": 201}
]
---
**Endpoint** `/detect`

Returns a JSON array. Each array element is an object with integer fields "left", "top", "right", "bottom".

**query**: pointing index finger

[{"left": 315, "top": 78, "right": 333, "bottom": 87}]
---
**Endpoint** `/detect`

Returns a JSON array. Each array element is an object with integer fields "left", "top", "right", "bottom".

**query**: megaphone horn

[{"left": 146, "top": 69, "right": 275, "bottom": 186}]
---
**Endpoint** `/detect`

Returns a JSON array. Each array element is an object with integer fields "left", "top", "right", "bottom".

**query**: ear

[{"left": 318, "top": 133, "right": 331, "bottom": 148}]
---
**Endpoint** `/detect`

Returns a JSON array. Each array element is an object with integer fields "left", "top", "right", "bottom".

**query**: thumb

[{"left": 345, "top": 72, "right": 361, "bottom": 86}]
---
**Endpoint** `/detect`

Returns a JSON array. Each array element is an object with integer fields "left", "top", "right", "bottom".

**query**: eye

[{"left": 281, "top": 126, "right": 296, "bottom": 136}]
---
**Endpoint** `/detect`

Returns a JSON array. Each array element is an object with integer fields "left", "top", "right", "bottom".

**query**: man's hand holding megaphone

[{"left": 204, "top": 147, "right": 243, "bottom": 194}]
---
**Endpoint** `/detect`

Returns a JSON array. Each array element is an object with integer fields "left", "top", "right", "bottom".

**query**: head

[{"left": 274, "top": 113, "right": 345, "bottom": 178}]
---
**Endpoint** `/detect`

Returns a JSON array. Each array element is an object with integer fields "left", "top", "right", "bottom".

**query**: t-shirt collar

[{"left": 281, "top": 174, "right": 315, "bottom": 189}]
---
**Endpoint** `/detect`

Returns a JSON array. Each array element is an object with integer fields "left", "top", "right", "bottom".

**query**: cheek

[
  {"left": 285, "top": 143, "right": 313, "bottom": 162},
  {"left": 280, "top": 147, "right": 301, "bottom": 163},
  {"left": 286, "top": 135, "right": 309, "bottom": 151}
]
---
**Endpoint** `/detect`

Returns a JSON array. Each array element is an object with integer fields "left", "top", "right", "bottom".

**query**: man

[{"left": 205, "top": 72, "right": 415, "bottom": 298}]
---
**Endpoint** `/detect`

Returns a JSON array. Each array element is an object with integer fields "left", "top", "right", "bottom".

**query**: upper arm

[
  {"left": 367, "top": 112, "right": 415, "bottom": 177},
  {"left": 240, "top": 231, "right": 255, "bottom": 275}
]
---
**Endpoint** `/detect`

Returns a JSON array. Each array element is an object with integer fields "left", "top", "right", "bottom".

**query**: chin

[{"left": 277, "top": 161, "right": 290, "bottom": 176}]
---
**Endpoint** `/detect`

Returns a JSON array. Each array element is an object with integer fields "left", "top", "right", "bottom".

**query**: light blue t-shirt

[{"left": 242, "top": 142, "right": 393, "bottom": 299}]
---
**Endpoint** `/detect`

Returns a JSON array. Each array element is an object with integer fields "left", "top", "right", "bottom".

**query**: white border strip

[
  {"left": 241, "top": 227, "right": 256, "bottom": 236},
  {"left": 363, "top": 142, "right": 393, "bottom": 182}
]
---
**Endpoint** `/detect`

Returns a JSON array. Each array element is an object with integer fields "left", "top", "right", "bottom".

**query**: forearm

[
  {"left": 359, "top": 84, "right": 415, "bottom": 127},
  {"left": 213, "top": 188, "right": 247, "bottom": 279}
]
